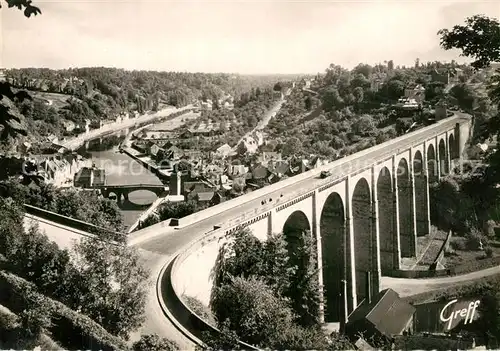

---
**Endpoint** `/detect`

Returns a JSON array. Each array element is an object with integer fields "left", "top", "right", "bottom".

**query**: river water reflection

[
  {"left": 77, "top": 131, "right": 162, "bottom": 230},
  {"left": 76, "top": 111, "right": 199, "bottom": 230}
]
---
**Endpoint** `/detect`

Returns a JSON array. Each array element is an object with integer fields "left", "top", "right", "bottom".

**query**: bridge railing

[
  {"left": 94, "top": 184, "right": 166, "bottom": 189},
  {"left": 23, "top": 204, "right": 126, "bottom": 242},
  {"left": 169, "top": 114, "right": 467, "bottom": 229}
]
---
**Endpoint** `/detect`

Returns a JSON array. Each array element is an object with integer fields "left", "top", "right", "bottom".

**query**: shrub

[
  {"left": 211, "top": 276, "right": 296, "bottom": 348},
  {"left": 132, "top": 334, "right": 179, "bottom": 351},
  {"left": 451, "top": 237, "right": 467, "bottom": 251},
  {"left": 182, "top": 295, "right": 216, "bottom": 326},
  {"left": 485, "top": 246, "right": 494, "bottom": 258},
  {"left": 17, "top": 288, "right": 53, "bottom": 338},
  {"left": 0, "top": 271, "right": 127, "bottom": 351},
  {"left": 466, "top": 227, "right": 489, "bottom": 250},
  {"left": 484, "top": 220, "right": 497, "bottom": 238},
  {"left": 200, "top": 319, "right": 242, "bottom": 351}
]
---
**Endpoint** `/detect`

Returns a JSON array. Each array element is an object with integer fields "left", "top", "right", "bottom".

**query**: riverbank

[
  {"left": 84, "top": 109, "right": 200, "bottom": 230},
  {"left": 61, "top": 105, "right": 193, "bottom": 150}
]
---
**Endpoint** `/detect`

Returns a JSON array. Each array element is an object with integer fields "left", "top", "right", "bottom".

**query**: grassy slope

[{"left": 0, "top": 304, "right": 63, "bottom": 350}]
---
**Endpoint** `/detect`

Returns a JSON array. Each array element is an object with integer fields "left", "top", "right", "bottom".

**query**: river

[{"left": 78, "top": 112, "right": 199, "bottom": 230}]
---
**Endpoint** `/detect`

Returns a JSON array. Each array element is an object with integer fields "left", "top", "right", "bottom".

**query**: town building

[
  {"left": 345, "top": 288, "right": 415, "bottom": 348},
  {"left": 29, "top": 152, "right": 92, "bottom": 187},
  {"left": 215, "top": 143, "right": 234, "bottom": 158},
  {"left": 201, "top": 101, "right": 213, "bottom": 111},
  {"left": 238, "top": 131, "right": 264, "bottom": 154},
  {"left": 63, "top": 120, "right": 76, "bottom": 132},
  {"left": 77, "top": 119, "right": 91, "bottom": 134},
  {"left": 257, "top": 152, "right": 281, "bottom": 164},
  {"left": 404, "top": 84, "right": 426, "bottom": 104},
  {"left": 74, "top": 167, "right": 106, "bottom": 188}
]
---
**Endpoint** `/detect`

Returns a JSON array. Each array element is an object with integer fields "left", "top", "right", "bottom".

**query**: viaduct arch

[
  {"left": 377, "top": 167, "right": 395, "bottom": 275},
  {"left": 154, "top": 115, "right": 472, "bottom": 336},
  {"left": 319, "top": 192, "right": 345, "bottom": 323}
]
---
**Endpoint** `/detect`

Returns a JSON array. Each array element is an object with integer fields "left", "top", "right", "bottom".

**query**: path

[
  {"left": 381, "top": 264, "right": 500, "bottom": 297},
  {"left": 232, "top": 88, "right": 291, "bottom": 152}
]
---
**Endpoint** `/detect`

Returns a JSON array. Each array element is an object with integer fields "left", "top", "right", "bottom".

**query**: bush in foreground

[{"left": 132, "top": 333, "right": 179, "bottom": 351}]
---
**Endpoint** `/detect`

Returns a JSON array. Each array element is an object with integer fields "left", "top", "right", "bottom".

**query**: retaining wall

[
  {"left": 165, "top": 227, "right": 258, "bottom": 349},
  {"left": 24, "top": 204, "right": 125, "bottom": 241}
]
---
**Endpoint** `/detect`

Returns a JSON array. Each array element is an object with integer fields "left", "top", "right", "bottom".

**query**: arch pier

[{"left": 156, "top": 116, "right": 471, "bottom": 343}]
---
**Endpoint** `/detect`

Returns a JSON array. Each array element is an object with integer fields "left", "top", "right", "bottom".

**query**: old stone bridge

[
  {"left": 96, "top": 184, "right": 168, "bottom": 202},
  {"left": 130, "top": 112, "right": 473, "bottom": 341}
]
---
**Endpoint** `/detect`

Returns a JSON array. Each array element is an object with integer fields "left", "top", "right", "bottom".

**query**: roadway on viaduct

[
  {"left": 126, "top": 112, "right": 480, "bottom": 346},
  {"left": 134, "top": 113, "right": 471, "bottom": 258}
]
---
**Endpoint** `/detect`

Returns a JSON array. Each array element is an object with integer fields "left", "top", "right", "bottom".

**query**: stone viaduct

[
  {"left": 130, "top": 113, "right": 472, "bottom": 339},
  {"left": 97, "top": 184, "right": 168, "bottom": 202}
]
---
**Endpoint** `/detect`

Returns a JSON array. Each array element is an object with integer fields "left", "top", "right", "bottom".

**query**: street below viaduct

[{"left": 128, "top": 112, "right": 473, "bottom": 335}]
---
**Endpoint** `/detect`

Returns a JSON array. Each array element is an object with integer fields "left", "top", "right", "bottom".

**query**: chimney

[{"left": 366, "top": 271, "right": 372, "bottom": 305}]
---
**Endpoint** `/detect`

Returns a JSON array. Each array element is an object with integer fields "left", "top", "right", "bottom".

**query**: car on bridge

[{"left": 320, "top": 170, "right": 331, "bottom": 179}]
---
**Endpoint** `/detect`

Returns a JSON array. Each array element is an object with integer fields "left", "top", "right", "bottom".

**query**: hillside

[
  {"left": 1, "top": 68, "right": 305, "bottom": 153},
  {"left": 262, "top": 61, "right": 478, "bottom": 159}
]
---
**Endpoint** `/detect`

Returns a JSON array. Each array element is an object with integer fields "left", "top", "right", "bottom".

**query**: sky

[{"left": 1, "top": 0, "right": 499, "bottom": 74}]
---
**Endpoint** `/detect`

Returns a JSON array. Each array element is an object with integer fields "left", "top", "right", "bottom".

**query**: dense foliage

[
  {"left": 2, "top": 67, "right": 301, "bottom": 150},
  {"left": 431, "top": 15, "right": 500, "bottom": 240},
  {"left": 190, "top": 86, "right": 279, "bottom": 146},
  {"left": 132, "top": 333, "right": 179, "bottom": 351},
  {"left": 0, "top": 197, "right": 149, "bottom": 340},
  {"left": 205, "top": 228, "right": 352, "bottom": 349},
  {"left": 264, "top": 59, "right": 470, "bottom": 159},
  {"left": 427, "top": 15, "right": 500, "bottom": 347},
  {"left": 0, "top": 178, "right": 125, "bottom": 232}
]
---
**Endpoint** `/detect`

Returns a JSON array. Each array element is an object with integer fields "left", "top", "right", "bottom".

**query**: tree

[
  {"left": 70, "top": 235, "right": 150, "bottom": 339},
  {"left": 0, "top": 1, "right": 41, "bottom": 149},
  {"left": 201, "top": 319, "right": 241, "bottom": 350},
  {"left": 352, "top": 115, "right": 375, "bottom": 135},
  {"left": 211, "top": 276, "right": 297, "bottom": 348},
  {"left": 353, "top": 86, "right": 364, "bottom": 103},
  {"left": 438, "top": 15, "right": 500, "bottom": 69},
  {"left": 385, "top": 79, "right": 405, "bottom": 100},
  {"left": 132, "top": 334, "right": 179, "bottom": 351},
  {"left": 449, "top": 83, "right": 476, "bottom": 111},
  {"left": 387, "top": 60, "right": 394, "bottom": 71},
  {"left": 353, "top": 63, "right": 373, "bottom": 79},
  {"left": 321, "top": 86, "right": 344, "bottom": 111},
  {"left": 439, "top": 16, "right": 500, "bottom": 202},
  {"left": 210, "top": 227, "right": 354, "bottom": 349},
  {"left": 0, "top": 0, "right": 41, "bottom": 17},
  {"left": 236, "top": 141, "right": 247, "bottom": 155},
  {"left": 304, "top": 96, "right": 312, "bottom": 110},
  {"left": 18, "top": 287, "right": 53, "bottom": 339},
  {"left": 0, "top": 83, "right": 30, "bottom": 141},
  {"left": 282, "top": 136, "right": 303, "bottom": 157}
]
